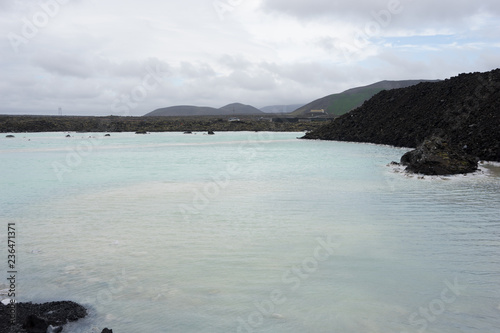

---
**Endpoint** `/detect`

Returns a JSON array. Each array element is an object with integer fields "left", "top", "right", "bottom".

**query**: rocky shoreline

[
  {"left": 0, "top": 114, "right": 324, "bottom": 133},
  {"left": 302, "top": 69, "right": 500, "bottom": 175},
  {"left": 0, "top": 301, "right": 111, "bottom": 333}
]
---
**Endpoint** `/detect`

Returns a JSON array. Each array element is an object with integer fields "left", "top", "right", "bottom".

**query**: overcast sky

[{"left": 1, "top": 0, "right": 499, "bottom": 116}]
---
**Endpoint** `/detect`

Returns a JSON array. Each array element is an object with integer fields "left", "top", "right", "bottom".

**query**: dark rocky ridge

[{"left": 302, "top": 69, "right": 500, "bottom": 163}]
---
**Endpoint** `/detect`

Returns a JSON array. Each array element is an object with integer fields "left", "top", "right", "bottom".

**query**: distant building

[
  {"left": 307, "top": 109, "right": 326, "bottom": 116},
  {"left": 228, "top": 117, "right": 240, "bottom": 122}
]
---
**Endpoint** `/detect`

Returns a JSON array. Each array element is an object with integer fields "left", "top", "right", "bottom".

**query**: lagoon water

[{"left": 1, "top": 131, "right": 499, "bottom": 332}]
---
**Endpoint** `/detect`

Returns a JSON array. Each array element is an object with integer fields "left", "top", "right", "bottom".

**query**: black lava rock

[
  {"left": 23, "top": 314, "right": 48, "bottom": 332},
  {"left": 0, "top": 301, "right": 87, "bottom": 333},
  {"left": 400, "top": 136, "right": 478, "bottom": 175},
  {"left": 302, "top": 69, "right": 500, "bottom": 163}
]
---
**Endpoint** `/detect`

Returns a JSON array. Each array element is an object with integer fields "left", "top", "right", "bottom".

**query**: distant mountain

[
  {"left": 219, "top": 103, "right": 264, "bottom": 115},
  {"left": 144, "top": 103, "right": 264, "bottom": 117},
  {"left": 292, "top": 80, "right": 439, "bottom": 117},
  {"left": 145, "top": 105, "right": 219, "bottom": 117},
  {"left": 260, "top": 104, "right": 306, "bottom": 113}
]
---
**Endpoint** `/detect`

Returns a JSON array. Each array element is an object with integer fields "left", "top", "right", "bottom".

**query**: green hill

[{"left": 292, "top": 80, "right": 438, "bottom": 116}]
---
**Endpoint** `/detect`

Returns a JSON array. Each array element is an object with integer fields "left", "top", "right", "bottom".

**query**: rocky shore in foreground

[
  {"left": 302, "top": 69, "right": 500, "bottom": 175},
  {"left": 0, "top": 301, "right": 111, "bottom": 333}
]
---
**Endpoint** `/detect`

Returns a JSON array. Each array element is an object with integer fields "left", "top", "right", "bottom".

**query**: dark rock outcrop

[
  {"left": 400, "top": 136, "right": 478, "bottom": 175},
  {"left": 302, "top": 69, "right": 500, "bottom": 163},
  {"left": 0, "top": 301, "right": 87, "bottom": 333}
]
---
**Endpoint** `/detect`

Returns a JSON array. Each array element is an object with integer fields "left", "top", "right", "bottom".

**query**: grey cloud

[
  {"left": 33, "top": 52, "right": 94, "bottom": 78},
  {"left": 219, "top": 54, "right": 253, "bottom": 70},
  {"left": 260, "top": 0, "right": 500, "bottom": 29},
  {"left": 260, "top": 61, "right": 346, "bottom": 86},
  {"left": 261, "top": 0, "right": 395, "bottom": 20},
  {"left": 1, "top": 0, "right": 498, "bottom": 116},
  {"left": 227, "top": 69, "right": 277, "bottom": 91},
  {"left": 179, "top": 62, "right": 216, "bottom": 79}
]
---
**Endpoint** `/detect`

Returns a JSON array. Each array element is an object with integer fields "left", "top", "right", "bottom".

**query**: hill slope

[
  {"left": 260, "top": 104, "right": 306, "bottom": 113},
  {"left": 302, "top": 69, "right": 500, "bottom": 162},
  {"left": 292, "top": 80, "right": 438, "bottom": 116},
  {"left": 145, "top": 103, "right": 264, "bottom": 117},
  {"left": 145, "top": 105, "right": 219, "bottom": 117},
  {"left": 219, "top": 103, "right": 264, "bottom": 115}
]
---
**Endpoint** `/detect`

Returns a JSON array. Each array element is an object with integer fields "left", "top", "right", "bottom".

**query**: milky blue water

[{"left": 1, "top": 131, "right": 499, "bottom": 333}]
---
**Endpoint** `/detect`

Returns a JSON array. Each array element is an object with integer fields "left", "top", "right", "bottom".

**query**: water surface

[{"left": 1, "top": 132, "right": 499, "bottom": 332}]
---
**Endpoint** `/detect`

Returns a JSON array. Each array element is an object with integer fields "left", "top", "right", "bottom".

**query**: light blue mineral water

[{"left": 1, "top": 132, "right": 499, "bottom": 332}]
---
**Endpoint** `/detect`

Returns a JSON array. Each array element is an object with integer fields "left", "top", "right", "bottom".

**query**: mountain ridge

[
  {"left": 144, "top": 80, "right": 439, "bottom": 117},
  {"left": 144, "top": 103, "right": 264, "bottom": 117}
]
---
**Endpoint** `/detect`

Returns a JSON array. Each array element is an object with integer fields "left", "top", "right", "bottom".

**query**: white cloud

[{"left": 0, "top": 0, "right": 499, "bottom": 115}]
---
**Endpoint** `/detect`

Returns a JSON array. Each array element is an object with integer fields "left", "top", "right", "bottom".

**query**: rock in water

[{"left": 400, "top": 136, "right": 478, "bottom": 175}]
